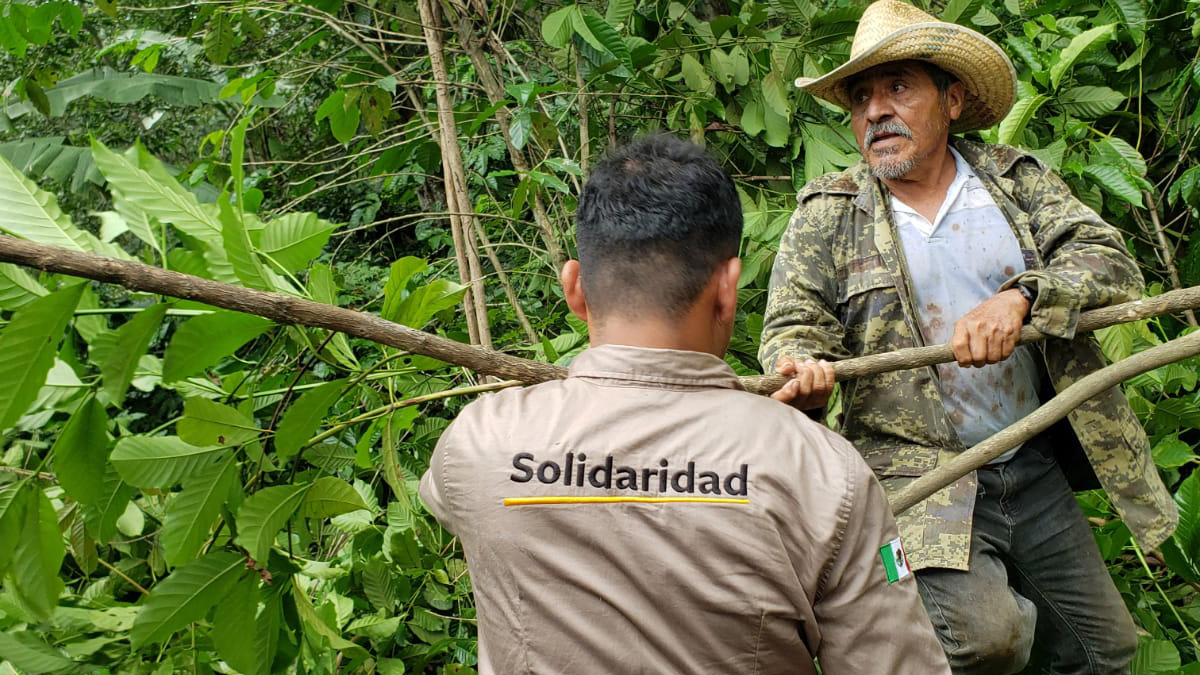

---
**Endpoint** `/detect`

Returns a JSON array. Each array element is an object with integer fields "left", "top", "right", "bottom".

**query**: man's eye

[{"left": 892, "top": 82, "right": 906, "bottom": 93}]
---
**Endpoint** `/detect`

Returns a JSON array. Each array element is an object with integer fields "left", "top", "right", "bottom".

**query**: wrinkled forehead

[{"left": 843, "top": 60, "right": 931, "bottom": 93}]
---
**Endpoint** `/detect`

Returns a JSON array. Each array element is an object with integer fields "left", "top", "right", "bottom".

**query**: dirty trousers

[{"left": 914, "top": 438, "right": 1138, "bottom": 675}]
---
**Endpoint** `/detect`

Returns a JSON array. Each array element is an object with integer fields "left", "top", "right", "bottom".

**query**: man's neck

[
  {"left": 882, "top": 146, "right": 958, "bottom": 223},
  {"left": 588, "top": 314, "right": 725, "bottom": 358}
]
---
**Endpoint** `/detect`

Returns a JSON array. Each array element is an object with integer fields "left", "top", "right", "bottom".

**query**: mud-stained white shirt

[{"left": 891, "top": 148, "right": 1041, "bottom": 461}]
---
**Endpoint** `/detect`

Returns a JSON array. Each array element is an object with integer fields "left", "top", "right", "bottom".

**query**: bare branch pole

[
  {"left": 740, "top": 285, "right": 1200, "bottom": 395},
  {"left": 0, "top": 235, "right": 561, "bottom": 384},
  {"left": 5, "top": 235, "right": 1200, "bottom": 393},
  {"left": 891, "top": 329, "right": 1200, "bottom": 513},
  {"left": 417, "top": 0, "right": 490, "bottom": 347},
  {"left": 1141, "top": 190, "right": 1197, "bottom": 327}
]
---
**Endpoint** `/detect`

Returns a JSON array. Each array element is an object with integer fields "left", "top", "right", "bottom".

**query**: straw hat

[{"left": 795, "top": 0, "right": 1016, "bottom": 132}]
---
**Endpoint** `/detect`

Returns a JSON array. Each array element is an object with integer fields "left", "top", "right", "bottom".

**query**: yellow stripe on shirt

[{"left": 503, "top": 496, "right": 749, "bottom": 506}]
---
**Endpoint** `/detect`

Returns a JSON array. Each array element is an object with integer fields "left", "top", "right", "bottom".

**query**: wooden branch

[
  {"left": 1142, "top": 190, "right": 1197, "bottom": 327},
  {"left": 417, "top": 0, "right": 490, "bottom": 347},
  {"left": 891, "top": 329, "right": 1200, "bottom": 513},
  {"left": 739, "top": 284, "right": 1200, "bottom": 395},
  {"left": 5, "top": 236, "right": 1200, "bottom": 396},
  {"left": 0, "top": 235, "right": 563, "bottom": 384}
]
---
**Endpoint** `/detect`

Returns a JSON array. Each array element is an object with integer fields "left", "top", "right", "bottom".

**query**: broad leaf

[
  {"left": 259, "top": 212, "right": 337, "bottom": 273},
  {"left": 1049, "top": 23, "right": 1115, "bottom": 90},
  {"left": 362, "top": 556, "right": 396, "bottom": 612},
  {"left": 1151, "top": 436, "right": 1195, "bottom": 468},
  {"left": 1095, "top": 135, "right": 1147, "bottom": 176},
  {"left": 1057, "top": 86, "right": 1125, "bottom": 119},
  {"left": 110, "top": 436, "right": 229, "bottom": 489},
  {"left": 275, "top": 379, "right": 347, "bottom": 460},
  {"left": 219, "top": 195, "right": 269, "bottom": 290},
  {"left": 51, "top": 398, "right": 110, "bottom": 505},
  {"left": 541, "top": 6, "right": 577, "bottom": 47},
  {"left": 761, "top": 71, "right": 792, "bottom": 118},
  {"left": 0, "top": 488, "right": 20, "bottom": 578},
  {"left": 130, "top": 551, "right": 245, "bottom": 647},
  {"left": 162, "top": 311, "right": 274, "bottom": 383},
  {"left": 89, "top": 303, "right": 168, "bottom": 405},
  {"left": 0, "top": 630, "right": 81, "bottom": 675},
  {"left": 1082, "top": 165, "right": 1142, "bottom": 207},
  {"left": 0, "top": 261, "right": 46, "bottom": 310},
  {"left": 177, "top": 397, "right": 260, "bottom": 447},
  {"left": 575, "top": 9, "right": 632, "bottom": 68},
  {"left": 605, "top": 0, "right": 635, "bottom": 26},
  {"left": 162, "top": 454, "right": 239, "bottom": 567},
  {"left": 86, "top": 465, "right": 134, "bottom": 544},
  {"left": 0, "top": 284, "right": 83, "bottom": 431},
  {"left": 681, "top": 54, "right": 714, "bottom": 95},
  {"left": 212, "top": 574, "right": 278, "bottom": 675},
  {"left": 301, "top": 476, "right": 370, "bottom": 519},
  {"left": 1161, "top": 472, "right": 1200, "bottom": 583},
  {"left": 1131, "top": 638, "right": 1180, "bottom": 675},
  {"left": 1104, "top": 0, "right": 1146, "bottom": 40},
  {"left": 235, "top": 483, "right": 309, "bottom": 564},
  {"left": 0, "top": 151, "right": 123, "bottom": 256},
  {"left": 0, "top": 136, "right": 102, "bottom": 194},
  {"left": 11, "top": 485, "right": 66, "bottom": 620},
  {"left": 91, "top": 138, "right": 223, "bottom": 245},
  {"left": 391, "top": 280, "right": 468, "bottom": 329},
  {"left": 998, "top": 94, "right": 1048, "bottom": 146}
]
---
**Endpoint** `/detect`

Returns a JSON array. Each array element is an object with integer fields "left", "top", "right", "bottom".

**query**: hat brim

[{"left": 795, "top": 22, "right": 1016, "bottom": 133}]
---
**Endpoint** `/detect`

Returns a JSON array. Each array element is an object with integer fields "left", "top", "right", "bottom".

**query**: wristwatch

[{"left": 1016, "top": 284, "right": 1036, "bottom": 305}]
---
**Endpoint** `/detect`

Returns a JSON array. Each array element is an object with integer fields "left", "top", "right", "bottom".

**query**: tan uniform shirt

[{"left": 420, "top": 345, "right": 948, "bottom": 674}]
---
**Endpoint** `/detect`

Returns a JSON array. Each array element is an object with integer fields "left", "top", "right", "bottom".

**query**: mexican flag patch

[{"left": 880, "top": 537, "right": 911, "bottom": 584}]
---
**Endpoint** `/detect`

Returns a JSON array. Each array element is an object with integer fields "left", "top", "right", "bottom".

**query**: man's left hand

[{"left": 949, "top": 289, "right": 1031, "bottom": 367}]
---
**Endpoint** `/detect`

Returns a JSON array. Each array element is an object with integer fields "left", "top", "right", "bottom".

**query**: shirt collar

[{"left": 567, "top": 344, "right": 745, "bottom": 390}]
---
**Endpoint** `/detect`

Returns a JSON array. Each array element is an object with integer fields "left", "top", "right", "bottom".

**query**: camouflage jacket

[{"left": 760, "top": 138, "right": 1178, "bottom": 571}]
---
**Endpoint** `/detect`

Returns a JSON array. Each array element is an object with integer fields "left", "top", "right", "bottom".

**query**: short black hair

[
  {"left": 574, "top": 134, "right": 742, "bottom": 319},
  {"left": 921, "top": 61, "right": 960, "bottom": 94}
]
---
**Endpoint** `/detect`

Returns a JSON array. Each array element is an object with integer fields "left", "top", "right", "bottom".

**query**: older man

[{"left": 761, "top": 1, "right": 1178, "bottom": 673}]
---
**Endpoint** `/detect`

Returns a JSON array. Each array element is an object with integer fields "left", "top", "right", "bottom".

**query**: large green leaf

[
  {"left": 761, "top": 71, "right": 792, "bottom": 118},
  {"left": 0, "top": 488, "right": 19, "bottom": 578},
  {"left": 130, "top": 551, "right": 245, "bottom": 647},
  {"left": 161, "top": 310, "right": 274, "bottom": 383},
  {"left": 91, "top": 138, "right": 224, "bottom": 245},
  {"left": 0, "top": 151, "right": 124, "bottom": 257},
  {"left": 301, "top": 476, "right": 370, "bottom": 519},
  {"left": 212, "top": 575, "right": 278, "bottom": 675},
  {"left": 1082, "top": 165, "right": 1142, "bottom": 207},
  {"left": 1104, "top": 0, "right": 1146, "bottom": 40},
  {"left": 997, "top": 94, "right": 1048, "bottom": 146},
  {"left": 1131, "top": 638, "right": 1180, "bottom": 675},
  {"left": 0, "top": 136, "right": 102, "bottom": 194},
  {"left": 1056, "top": 86, "right": 1125, "bottom": 119},
  {"left": 85, "top": 465, "right": 134, "bottom": 544},
  {"left": 1160, "top": 472, "right": 1200, "bottom": 583},
  {"left": 575, "top": 9, "right": 632, "bottom": 68},
  {"left": 162, "top": 454, "right": 239, "bottom": 567},
  {"left": 0, "top": 261, "right": 46, "bottom": 310},
  {"left": 10, "top": 485, "right": 66, "bottom": 620},
  {"left": 0, "top": 284, "right": 83, "bottom": 431},
  {"left": 51, "top": 398, "right": 110, "bottom": 505},
  {"left": 1049, "top": 23, "right": 1115, "bottom": 90},
  {"left": 390, "top": 280, "right": 468, "bottom": 329},
  {"left": 177, "top": 397, "right": 260, "bottom": 447},
  {"left": 541, "top": 6, "right": 577, "bottom": 47},
  {"left": 259, "top": 212, "right": 337, "bottom": 274},
  {"left": 0, "top": 68, "right": 281, "bottom": 125},
  {"left": 110, "top": 436, "right": 229, "bottom": 489},
  {"left": 219, "top": 195, "right": 269, "bottom": 290},
  {"left": 1094, "top": 135, "right": 1147, "bottom": 176},
  {"left": 89, "top": 303, "right": 168, "bottom": 405},
  {"left": 681, "top": 54, "right": 714, "bottom": 95},
  {"left": 235, "top": 483, "right": 309, "bottom": 564},
  {"left": 605, "top": 0, "right": 635, "bottom": 26},
  {"left": 274, "top": 378, "right": 347, "bottom": 460},
  {"left": 0, "top": 630, "right": 82, "bottom": 675}
]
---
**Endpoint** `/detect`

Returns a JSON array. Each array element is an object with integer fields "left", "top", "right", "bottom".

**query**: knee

[
  {"left": 944, "top": 609, "right": 1035, "bottom": 675},
  {"left": 1092, "top": 612, "right": 1138, "bottom": 667}
]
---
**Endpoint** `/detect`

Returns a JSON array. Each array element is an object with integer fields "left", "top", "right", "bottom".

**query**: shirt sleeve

[
  {"left": 418, "top": 418, "right": 464, "bottom": 535},
  {"left": 759, "top": 198, "right": 851, "bottom": 372},
  {"left": 1002, "top": 160, "right": 1144, "bottom": 339},
  {"left": 812, "top": 454, "right": 951, "bottom": 675}
]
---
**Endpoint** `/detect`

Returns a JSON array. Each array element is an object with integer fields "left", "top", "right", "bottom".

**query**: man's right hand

[{"left": 770, "top": 356, "right": 835, "bottom": 411}]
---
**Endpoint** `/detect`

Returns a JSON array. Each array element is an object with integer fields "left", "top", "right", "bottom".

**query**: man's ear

[
  {"left": 945, "top": 80, "right": 966, "bottom": 121},
  {"left": 714, "top": 257, "right": 741, "bottom": 325},
  {"left": 561, "top": 260, "right": 589, "bottom": 323}
]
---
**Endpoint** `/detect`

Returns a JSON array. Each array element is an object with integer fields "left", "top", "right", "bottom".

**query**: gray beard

[{"left": 869, "top": 151, "right": 919, "bottom": 180}]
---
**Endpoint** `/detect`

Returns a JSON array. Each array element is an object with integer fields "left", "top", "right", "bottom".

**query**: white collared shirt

[{"left": 890, "top": 148, "right": 1041, "bottom": 461}]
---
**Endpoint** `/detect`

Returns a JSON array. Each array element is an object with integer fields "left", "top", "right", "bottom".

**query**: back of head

[{"left": 575, "top": 134, "right": 742, "bottom": 320}]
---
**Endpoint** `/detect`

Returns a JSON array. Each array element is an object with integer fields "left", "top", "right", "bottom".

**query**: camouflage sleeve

[
  {"left": 758, "top": 197, "right": 850, "bottom": 372},
  {"left": 1001, "top": 159, "right": 1144, "bottom": 339}
]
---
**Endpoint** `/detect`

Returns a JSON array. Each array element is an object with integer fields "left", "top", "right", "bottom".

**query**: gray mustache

[{"left": 865, "top": 121, "right": 913, "bottom": 146}]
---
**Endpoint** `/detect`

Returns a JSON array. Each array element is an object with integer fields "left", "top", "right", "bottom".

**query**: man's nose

[{"left": 864, "top": 92, "right": 894, "bottom": 123}]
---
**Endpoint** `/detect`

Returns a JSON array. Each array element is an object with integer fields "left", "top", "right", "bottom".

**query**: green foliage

[{"left": 1, "top": 0, "right": 1199, "bottom": 672}]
